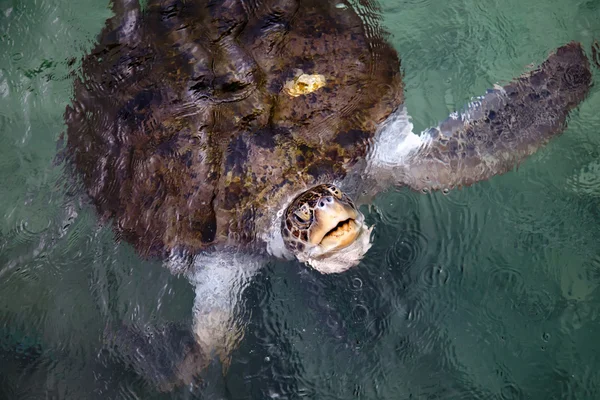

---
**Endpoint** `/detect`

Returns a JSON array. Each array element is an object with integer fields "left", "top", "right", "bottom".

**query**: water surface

[{"left": 1, "top": 0, "right": 600, "bottom": 398}]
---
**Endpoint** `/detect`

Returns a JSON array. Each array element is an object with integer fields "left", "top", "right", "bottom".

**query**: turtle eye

[
  {"left": 294, "top": 204, "right": 311, "bottom": 223},
  {"left": 328, "top": 185, "right": 342, "bottom": 199}
]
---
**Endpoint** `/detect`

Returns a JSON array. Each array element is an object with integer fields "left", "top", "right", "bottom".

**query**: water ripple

[
  {"left": 520, "top": 288, "right": 557, "bottom": 322},
  {"left": 375, "top": 189, "right": 420, "bottom": 227},
  {"left": 567, "top": 158, "right": 600, "bottom": 197},
  {"left": 385, "top": 223, "right": 429, "bottom": 268},
  {"left": 419, "top": 264, "right": 450, "bottom": 288},
  {"left": 500, "top": 382, "right": 524, "bottom": 400}
]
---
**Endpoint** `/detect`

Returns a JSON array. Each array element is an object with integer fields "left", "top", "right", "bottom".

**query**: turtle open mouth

[
  {"left": 320, "top": 218, "right": 360, "bottom": 249},
  {"left": 324, "top": 218, "right": 354, "bottom": 238}
]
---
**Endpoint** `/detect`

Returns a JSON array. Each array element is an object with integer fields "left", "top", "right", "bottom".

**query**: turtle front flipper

[
  {"left": 186, "top": 252, "right": 263, "bottom": 374},
  {"left": 407, "top": 41, "right": 591, "bottom": 191},
  {"left": 104, "top": 252, "right": 262, "bottom": 392},
  {"left": 104, "top": 322, "right": 207, "bottom": 392},
  {"left": 365, "top": 42, "right": 592, "bottom": 194}
]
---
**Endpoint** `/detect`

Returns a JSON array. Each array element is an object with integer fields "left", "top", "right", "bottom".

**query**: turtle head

[{"left": 281, "top": 184, "right": 373, "bottom": 273}]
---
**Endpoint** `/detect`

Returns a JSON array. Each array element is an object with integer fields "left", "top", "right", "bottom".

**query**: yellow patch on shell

[{"left": 283, "top": 73, "right": 326, "bottom": 97}]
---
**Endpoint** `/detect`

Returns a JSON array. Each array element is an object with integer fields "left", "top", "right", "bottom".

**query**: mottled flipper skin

[
  {"left": 65, "top": 0, "right": 403, "bottom": 257},
  {"left": 402, "top": 42, "right": 592, "bottom": 191}
]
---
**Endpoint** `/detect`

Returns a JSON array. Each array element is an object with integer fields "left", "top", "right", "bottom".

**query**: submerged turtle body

[{"left": 66, "top": 0, "right": 403, "bottom": 257}]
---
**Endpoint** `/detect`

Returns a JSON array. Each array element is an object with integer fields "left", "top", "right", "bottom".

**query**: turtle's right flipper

[
  {"left": 104, "top": 322, "right": 207, "bottom": 392},
  {"left": 400, "top": 41, "right": 592, "bottom": 192}
]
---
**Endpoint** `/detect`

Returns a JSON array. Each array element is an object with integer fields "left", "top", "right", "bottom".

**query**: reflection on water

[{"left": 1, "top": 0, "right": 600, "bottom": 399}]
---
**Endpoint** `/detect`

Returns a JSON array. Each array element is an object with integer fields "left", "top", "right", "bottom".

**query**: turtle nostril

[
  {"left": 221, "top": 80, "right": 247, "bottom": 93},
  {"left": 319, "top": 197, "right": 333, "bottom": 208}
]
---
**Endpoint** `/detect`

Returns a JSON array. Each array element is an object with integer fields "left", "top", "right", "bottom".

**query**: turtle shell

[{"left": 65, "top": 0, "right": 403, "bottom": 256}]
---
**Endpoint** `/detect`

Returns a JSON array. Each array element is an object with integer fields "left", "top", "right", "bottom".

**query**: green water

[{"left": 1, "top": 0, "right": 600, "bottom": 398}]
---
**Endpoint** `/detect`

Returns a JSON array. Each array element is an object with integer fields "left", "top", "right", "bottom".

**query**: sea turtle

[{"left": 64, "top": 0, "right": 593, "bottom": 390}]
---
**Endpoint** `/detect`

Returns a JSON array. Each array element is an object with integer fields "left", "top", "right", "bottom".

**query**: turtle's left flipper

[
  {"left": 103, "top": 322, "right": 207, "bottom": 392},
  {"left": 185, "top": 252, "right": 263, "bottom": 374},
  {"left": 102, "top": 251, "right": 262, "bottom": 392},
  {"left": 400, "top": 41, "right": 592, "bottom": 192}
]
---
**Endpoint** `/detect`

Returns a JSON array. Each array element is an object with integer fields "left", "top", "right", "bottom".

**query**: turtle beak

[{"left": 309, "top": 196, "right": 363, "bottom": 252}]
